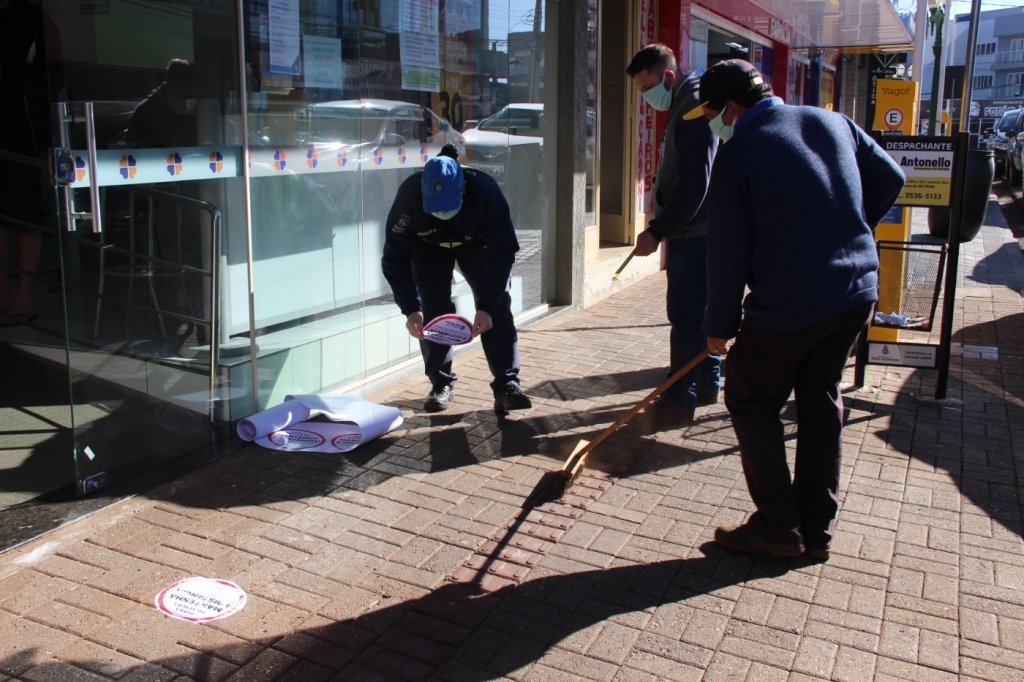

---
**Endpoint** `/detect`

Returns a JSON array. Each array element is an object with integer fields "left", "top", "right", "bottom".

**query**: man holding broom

[
  {"left": 686, "top": 60, "right": 905, "bottom": 560},
  {"left": 627, "top": 44, "right": 721, "bottom": 425}
]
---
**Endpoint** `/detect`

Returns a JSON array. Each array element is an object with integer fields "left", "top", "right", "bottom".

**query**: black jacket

[
  {"left": 648, "top": 72, "right": 717, "bottom": 240},
  {"left": 382, "top": 167, "right": 519, "bottom": 315}
]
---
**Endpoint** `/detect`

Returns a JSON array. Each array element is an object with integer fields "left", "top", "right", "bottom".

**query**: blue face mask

[
  {"left": 709, "top": 109, "right": 734, "bottom": 142},
  {"left": 642, "top": 75, "right": 673, "bottom": 111}
]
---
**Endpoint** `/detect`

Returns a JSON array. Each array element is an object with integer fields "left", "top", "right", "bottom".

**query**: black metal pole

[
  {"left": 958, "top": 0, "right": 984, "bottom": 133},
  {"left": 853, "top": 326, "right": 868, "bottom": 389},
  {"left": 934, "top": 131, "right": 969, "bottom": 399}
]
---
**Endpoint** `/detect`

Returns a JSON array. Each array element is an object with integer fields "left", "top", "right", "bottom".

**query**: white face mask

[
  {"left": 709, "top": 109, "right": 734, "bottom": 142},
  {"left": 431, "top": 207, "right": 460, "bottom": 221},
  {"left": 642, "top": 74, "right": 673, "bottom": 111}
]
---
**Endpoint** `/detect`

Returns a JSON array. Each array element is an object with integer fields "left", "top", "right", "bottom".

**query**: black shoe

[
  {"left": 804, "top": 546, "right": 831, "bottom": 561},
  {"left": 713, "top": 524, "right": 804, "bottom": 558},
  {"left": 697, "top": 386, "right": 720, "bottom": 406},
  {"left": 494, "top": 384, "right": 532, "bottom": 413},
  {"left": 655, "top": 389, "right": 696, "bottom": 424},
  {"left": 424, "top": 385, "right": 454, "bottom": 412}
]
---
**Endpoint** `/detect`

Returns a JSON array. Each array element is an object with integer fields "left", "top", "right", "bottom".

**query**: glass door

[
  {"left": 1, "top": 0, "right": 78, "bottom": 516},
  {"left": 20, "top": 0, "right": 243, "bottom": 499}
]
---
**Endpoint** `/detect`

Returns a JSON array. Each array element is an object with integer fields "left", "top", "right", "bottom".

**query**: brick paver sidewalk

[{"left": 1, "top": 192, "right": 1023, "bottom": 681}]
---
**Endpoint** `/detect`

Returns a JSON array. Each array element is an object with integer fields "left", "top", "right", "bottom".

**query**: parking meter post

[
  {"left": 853, "top": 327, "right": 868, "bottom": 389},
  {"left": 934, "top": 131, "right": 970, "bottom": 400}
]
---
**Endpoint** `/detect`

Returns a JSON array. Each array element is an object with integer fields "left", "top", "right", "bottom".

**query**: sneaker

[
  {"left": 494, "top": 384, "right": 532, "bottom": 413},
  {"left": 713, "top": 524, "right": 804, "bottom": 558},
  {"left": 424, "top": 385, "right": 454, "bottom": 412},
  {"left": 696, "top": 385, "right": 720, "bottom": 406}
]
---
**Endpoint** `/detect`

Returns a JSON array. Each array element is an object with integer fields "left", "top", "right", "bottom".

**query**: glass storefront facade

[
  {"left": 0, "top": 0, "right": 556, "bottom": 515},
  {"left": 2, "top": 0, "right": 902, "bottom": 542},
  {"left": 237, "top": 0, "right": 554, "bottom": 417}
]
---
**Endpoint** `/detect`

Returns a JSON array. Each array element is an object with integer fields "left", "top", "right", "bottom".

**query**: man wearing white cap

[
  {"left": 685, "top": 60, "right": 905, "bottom": 560},
  {"left": 382, "top": 145, "right": 531, "bottom": 414}
]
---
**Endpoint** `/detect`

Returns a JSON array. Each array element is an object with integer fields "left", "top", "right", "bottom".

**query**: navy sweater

[{"left": 706, "top": 97, "right": 905, "bottom": 338}]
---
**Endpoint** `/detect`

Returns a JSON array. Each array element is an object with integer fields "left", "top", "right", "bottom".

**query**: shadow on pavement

[
  {"left": 6, "top": 540, "right": 804, "bottom": 679},
  {"left": 967, "top": 241, "right": 1024, "bottom": 289},
  {"left": 859, "top": 311, "right": 1024, "bottom": 539}
]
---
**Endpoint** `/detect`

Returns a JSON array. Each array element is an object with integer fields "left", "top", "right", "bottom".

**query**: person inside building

[
  {"left": 125, "top": 58, "right": 198, "bottom": 148},
  {"left": 686, "top": 59, "right": 905, "bottom": 560},
  {"left": 0, "top": 0, "right": 51, "bottom": 326},
  {"left": 382, "top": 144, "right": 532, "bottom": 414},
  {"left": 626, "top": 43, "right": 720, "bottom": 425}
]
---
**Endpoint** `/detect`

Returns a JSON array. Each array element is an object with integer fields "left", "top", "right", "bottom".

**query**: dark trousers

[
  {"left": 665, "top": 236, "right": 720, "bottom": 410},
  {"left": 723, "top": 302, "right": 873, "bottom": 547},
  {"left": 413, "top": 244, "right": 520, "bottom": 396}
]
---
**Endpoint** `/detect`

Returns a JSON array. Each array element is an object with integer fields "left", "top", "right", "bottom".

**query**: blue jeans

[{"left": 665, "top": 236, "right": 720, "bottom": 411}]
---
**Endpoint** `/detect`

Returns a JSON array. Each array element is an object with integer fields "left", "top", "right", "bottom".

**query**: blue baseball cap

[{"left": 421, "top": 156, "right": 464, "bottom": 213}]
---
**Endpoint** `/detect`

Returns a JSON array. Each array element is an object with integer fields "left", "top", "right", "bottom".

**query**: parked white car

[{"left": 462, "top": 103, "right": 595, "bottom": 229}]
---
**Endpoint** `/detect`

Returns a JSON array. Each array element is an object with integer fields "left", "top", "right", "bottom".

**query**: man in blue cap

[{"left": 382, "top": 145, "right": 531, "bottom": 414}]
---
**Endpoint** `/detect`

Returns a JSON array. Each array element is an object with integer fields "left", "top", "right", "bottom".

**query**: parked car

[
  {"left": 298, "top": 99, "right": 465, "bottom": 156},
  {"left": 461, "top": 103, "right": 595, "bottom": 229},
  {"left": 476, "top": 102, "right": 545, "bottom": 136},
  {"left": 462, "top": 105, "right": 545, "bottom": 184},
  {"left": 988, "top": 107, "right": 1024, "bottom": 184},
  {"left": 247, "top": 100, "right": 468, "bottom": 317}
]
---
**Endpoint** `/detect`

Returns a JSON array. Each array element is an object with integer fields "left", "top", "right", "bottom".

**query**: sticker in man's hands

[{"left": 422, "top": 314, "right": 474, "bottom": 345}]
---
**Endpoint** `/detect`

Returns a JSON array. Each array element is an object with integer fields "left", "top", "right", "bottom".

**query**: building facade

[
  {"left": 919, "top": 5, "right": 1024, "bottom": 136},
  {"left": 0, "top": 0, "right": 910, "bottom": 540}
]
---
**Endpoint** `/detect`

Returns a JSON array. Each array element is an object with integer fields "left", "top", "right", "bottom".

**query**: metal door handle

[{"left": 84, "top": 102, "right": 103, "bottom": 233}]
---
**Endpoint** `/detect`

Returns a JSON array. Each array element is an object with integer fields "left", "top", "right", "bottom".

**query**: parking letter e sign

[{"left": 884, "top": 108, "right": 904, "bottom": 131}]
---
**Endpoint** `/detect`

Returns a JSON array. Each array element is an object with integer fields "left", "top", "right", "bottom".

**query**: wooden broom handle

[{"left": 570, "top": 349, "right": 710, "bottom": 462}]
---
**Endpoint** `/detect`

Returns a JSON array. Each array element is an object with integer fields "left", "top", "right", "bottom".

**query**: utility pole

[
  {"left": 928, "top": 2, "right": 945, "bottom": 135},
  {"left": 529, "top": 0, "right": 542, "bottom": 102}
]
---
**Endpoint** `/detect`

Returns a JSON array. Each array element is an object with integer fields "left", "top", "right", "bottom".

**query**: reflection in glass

[{"left": 242, "top": 0, "right": 552, "bottom": 409}]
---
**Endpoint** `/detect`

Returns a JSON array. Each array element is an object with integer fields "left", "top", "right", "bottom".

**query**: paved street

[{"left": 1, "top": 186, "right": 1023, "bottom": 681}]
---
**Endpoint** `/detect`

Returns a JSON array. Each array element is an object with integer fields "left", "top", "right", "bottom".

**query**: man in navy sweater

[
  {"left": 627, "top": 44, "right": 720, "bottom": 421},
  {"left": 684, "top": 60, "right": 905, "bottom": 559}
]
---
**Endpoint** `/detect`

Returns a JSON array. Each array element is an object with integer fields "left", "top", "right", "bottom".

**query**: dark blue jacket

[
  {"left": 382, "top": 167, "right": 518, "bottom": 316},
  {"left": 706, "top": 97, "right": 905, "bottom": 338}
]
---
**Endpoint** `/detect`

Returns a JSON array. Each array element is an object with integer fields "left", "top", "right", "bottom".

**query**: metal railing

[
  {"left": 91, "top": 185, "right": 222, "bottom": 421},
  {"left": 994, "top": 49, "right": 1024, "bottom": 65},
  {"left": 0, "top": 146, "right": 223, "bottom": 423}
]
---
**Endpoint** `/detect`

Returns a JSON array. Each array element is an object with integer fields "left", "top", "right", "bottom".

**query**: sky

[{"left": 489, "top": 0, "right": 545, "bottom": 43}]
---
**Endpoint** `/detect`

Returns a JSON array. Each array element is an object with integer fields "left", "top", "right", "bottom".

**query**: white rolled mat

[{"left": 237, "top": 394, "right": 403, "bottom": 453}]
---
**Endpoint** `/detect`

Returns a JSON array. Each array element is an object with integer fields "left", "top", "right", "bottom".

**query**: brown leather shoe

[{"left": 714, "top": 525, "right": 804, "bottom": 557}]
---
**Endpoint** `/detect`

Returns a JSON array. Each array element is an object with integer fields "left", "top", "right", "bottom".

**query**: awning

[{"left": 705, "top": 0, "right": 914, "bottom": 51}]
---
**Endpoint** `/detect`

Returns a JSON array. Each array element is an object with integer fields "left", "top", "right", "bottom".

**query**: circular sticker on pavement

[
  {"left": 422, "top": 314, "right": 474, "bottom": 345},
  {"left": 154, "top": 577, "right": 247, "bottom": 623}
]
